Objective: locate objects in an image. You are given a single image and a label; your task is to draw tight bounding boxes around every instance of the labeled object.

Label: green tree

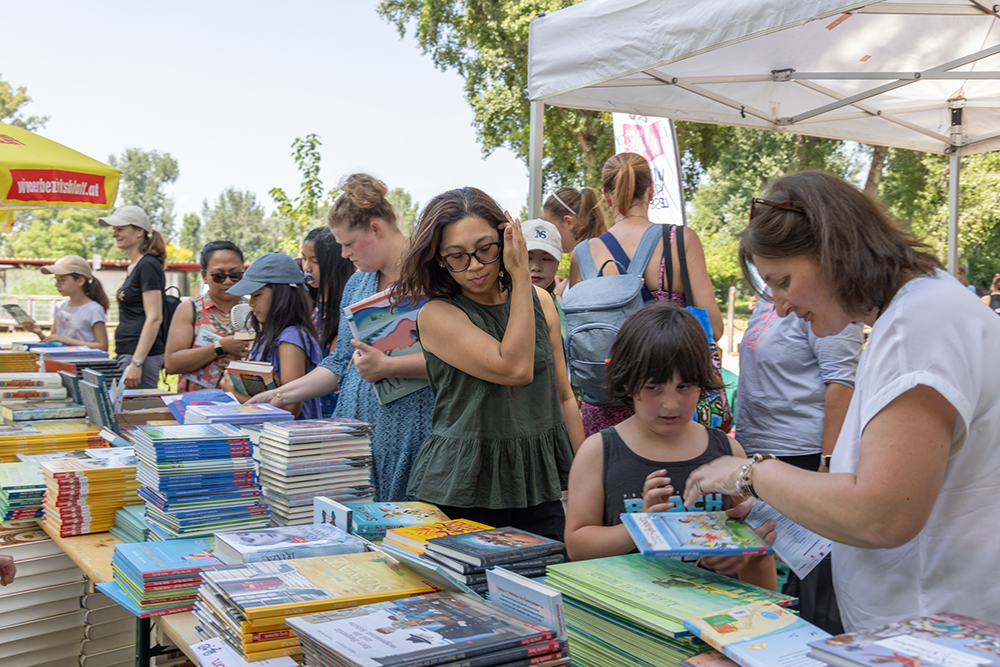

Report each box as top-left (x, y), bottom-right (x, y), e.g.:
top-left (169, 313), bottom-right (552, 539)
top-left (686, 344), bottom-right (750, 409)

top-left (269, 134), bottom-right (337, 253)
top-left (0, 74), bottom-right (48, 130)
top-left (200, 188), bottom-right (272, 261)
top-left (5, 209), bottom-right (112, 259)
top-left (108, 148), bottom-right (179, 237)
top-left (377, 1), bottom-right (613, 190)
top-left (179, 213), bottom-right (201, 256)
top-left (386, 187), bottom-right (419, 232)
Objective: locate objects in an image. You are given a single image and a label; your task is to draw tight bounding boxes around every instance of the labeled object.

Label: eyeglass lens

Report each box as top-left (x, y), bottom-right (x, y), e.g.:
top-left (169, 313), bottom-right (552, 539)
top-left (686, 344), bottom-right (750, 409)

top-left (442, 242), bottom-right (501, 272)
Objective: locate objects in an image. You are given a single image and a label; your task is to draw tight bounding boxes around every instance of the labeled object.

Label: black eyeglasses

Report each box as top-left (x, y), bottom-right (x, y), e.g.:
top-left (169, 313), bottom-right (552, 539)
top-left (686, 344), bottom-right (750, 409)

top-left (750, 197), bottom-right (806, 219)
top-left (439, 241), bottom-right (502, 273)
top-left (208, 271), bottom-right (245, 284)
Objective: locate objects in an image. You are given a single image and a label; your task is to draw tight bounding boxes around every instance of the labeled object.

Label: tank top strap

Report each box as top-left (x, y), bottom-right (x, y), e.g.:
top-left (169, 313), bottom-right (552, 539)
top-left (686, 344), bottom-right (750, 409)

top-left (704, 427), bottom-right (734, 458)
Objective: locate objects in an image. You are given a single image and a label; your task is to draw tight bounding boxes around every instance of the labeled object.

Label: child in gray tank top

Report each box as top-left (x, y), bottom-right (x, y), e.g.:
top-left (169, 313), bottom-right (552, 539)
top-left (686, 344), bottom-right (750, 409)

top-left (564, 303), bottom-right (776, 589)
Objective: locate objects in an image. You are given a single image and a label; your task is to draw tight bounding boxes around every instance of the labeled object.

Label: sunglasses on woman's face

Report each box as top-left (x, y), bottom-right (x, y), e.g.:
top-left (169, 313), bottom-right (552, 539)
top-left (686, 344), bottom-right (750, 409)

top-left (208, 271), bottom-right (245, 284)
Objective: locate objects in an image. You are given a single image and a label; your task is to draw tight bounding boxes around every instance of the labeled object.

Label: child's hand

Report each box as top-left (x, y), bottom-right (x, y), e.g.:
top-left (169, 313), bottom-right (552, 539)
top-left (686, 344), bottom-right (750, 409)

top-left (501, 211), bottom-right (529, 283)
top-left (641, 469), bottom-right (675, 513)
top-left (43, 334), bottom-right (68, 344)
top-left (700, 554), bottom-right (752, 577)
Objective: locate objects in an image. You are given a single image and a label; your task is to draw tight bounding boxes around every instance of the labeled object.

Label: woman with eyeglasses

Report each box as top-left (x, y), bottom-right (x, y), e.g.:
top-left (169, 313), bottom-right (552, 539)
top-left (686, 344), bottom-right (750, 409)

top-left (164, 241), bottom-right (251, 391)
top-left (391, 187), bottom-right (583, 540)
top-left (685, 171), bottom-right (1000, 630)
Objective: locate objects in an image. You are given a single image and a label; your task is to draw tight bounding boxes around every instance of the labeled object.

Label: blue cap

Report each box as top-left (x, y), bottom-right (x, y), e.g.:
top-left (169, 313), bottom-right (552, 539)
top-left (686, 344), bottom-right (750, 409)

top-left (226, 253), bottom-right (308, 297)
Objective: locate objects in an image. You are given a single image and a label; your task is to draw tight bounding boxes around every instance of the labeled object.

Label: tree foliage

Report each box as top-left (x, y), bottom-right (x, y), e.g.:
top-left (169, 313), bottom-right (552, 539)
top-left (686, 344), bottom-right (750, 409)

top-left (0, 74), bottom-right (48, 131)
top-left (179, 213), bottom-right (201, 256)
top-left (377, 0), bottom-right (613, 190)
top-left (108, 148), bottom-right (179, 237)
top-left (269, 134), bottom-right (337, 253)
top-left (6, 209), bottom-right (112, 259)
top-left (200, 188), bottom-right (272, 261)
top-left (386, 187), bottom-right (419, 232)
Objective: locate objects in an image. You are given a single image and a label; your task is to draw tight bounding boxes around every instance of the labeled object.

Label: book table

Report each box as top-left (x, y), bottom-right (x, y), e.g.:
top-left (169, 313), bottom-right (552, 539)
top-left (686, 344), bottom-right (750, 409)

top-left (38, 523), bottom-right (203, 666)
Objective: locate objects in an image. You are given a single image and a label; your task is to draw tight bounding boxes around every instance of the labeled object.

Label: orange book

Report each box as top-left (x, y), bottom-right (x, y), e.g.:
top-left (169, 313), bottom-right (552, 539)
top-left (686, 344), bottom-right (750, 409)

top-left (382, 519), bottom-right (492, 554)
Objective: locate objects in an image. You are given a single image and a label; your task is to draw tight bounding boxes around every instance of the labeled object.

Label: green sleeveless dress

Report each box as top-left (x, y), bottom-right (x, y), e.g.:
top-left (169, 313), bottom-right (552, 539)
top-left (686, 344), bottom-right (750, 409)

top-left (406, 290), bottom-right (575, 509)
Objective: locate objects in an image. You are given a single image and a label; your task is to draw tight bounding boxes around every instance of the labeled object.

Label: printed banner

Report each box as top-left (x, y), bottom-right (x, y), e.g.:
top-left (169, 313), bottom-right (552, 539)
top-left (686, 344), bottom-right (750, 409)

top-left (5, 168), bottom-right (108, 206)
top-left (613, 113), bottom-right (685, 226)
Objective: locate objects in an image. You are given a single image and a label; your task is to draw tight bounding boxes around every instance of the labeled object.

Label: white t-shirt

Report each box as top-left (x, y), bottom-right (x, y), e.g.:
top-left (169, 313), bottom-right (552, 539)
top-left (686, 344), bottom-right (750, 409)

top-left (831, 269), bottom-right (1000, 631)
top-left (53, 300), bottom-right (106, 343)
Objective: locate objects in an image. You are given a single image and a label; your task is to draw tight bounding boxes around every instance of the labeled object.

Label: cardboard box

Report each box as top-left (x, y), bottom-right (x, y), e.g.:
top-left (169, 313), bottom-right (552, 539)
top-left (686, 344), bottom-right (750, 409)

top-left (116, 396), bottom-right (175, 428)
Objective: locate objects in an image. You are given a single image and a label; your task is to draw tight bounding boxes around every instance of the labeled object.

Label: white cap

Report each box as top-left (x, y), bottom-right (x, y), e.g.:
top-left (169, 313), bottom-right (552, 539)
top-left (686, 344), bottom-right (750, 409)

top-left (98, 206), bottom-right (151, 232)
top-left (521, 219), bottom-right (563, 261)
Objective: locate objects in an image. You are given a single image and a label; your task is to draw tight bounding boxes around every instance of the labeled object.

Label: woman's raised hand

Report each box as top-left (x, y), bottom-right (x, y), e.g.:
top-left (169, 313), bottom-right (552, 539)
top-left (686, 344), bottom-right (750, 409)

top-left (502, 211), bottom-right (529, 283)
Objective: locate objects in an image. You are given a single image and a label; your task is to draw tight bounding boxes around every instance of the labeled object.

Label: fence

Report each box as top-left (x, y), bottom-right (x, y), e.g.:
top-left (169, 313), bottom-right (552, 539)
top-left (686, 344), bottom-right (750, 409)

top-left (0, 294), bottom-right (120, 330)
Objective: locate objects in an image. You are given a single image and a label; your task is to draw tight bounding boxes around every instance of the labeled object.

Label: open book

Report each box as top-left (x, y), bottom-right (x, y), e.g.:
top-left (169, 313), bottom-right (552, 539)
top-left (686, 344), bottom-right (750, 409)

top-left (226, 360), bottom-right (277, 397)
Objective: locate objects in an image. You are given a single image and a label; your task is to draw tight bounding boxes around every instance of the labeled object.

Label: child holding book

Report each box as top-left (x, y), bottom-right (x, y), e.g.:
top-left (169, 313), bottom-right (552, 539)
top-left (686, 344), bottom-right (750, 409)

top-left (392, 187), bottom-right (584, 541)
top-left (29, 255), bottom-right (109, 350)
top-left (564, 303), bottom-right (775, 587)
top-left (223, 253), bottom-right (323, 420)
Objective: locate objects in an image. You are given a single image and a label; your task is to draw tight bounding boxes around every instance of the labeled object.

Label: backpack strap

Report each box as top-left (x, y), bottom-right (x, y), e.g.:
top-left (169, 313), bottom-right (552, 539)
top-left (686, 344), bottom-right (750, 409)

top-left (676, 224), bottom-right (695, 301)
top-left (574, 238), bottom-right (601, 281)
top-left (662, 224), bottom-right (675, 294)
top-left (597, 228), bottom-right (658, 301)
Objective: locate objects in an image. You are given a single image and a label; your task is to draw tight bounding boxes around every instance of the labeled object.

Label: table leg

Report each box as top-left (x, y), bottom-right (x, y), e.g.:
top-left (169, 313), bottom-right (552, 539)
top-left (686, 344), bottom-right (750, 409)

top-left (136, 616), bottom-right (151, 667)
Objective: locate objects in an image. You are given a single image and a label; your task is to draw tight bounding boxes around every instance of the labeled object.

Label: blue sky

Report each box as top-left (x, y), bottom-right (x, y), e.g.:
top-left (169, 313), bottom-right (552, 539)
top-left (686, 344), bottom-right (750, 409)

top-left (1, 1), bottom-right (530, 223)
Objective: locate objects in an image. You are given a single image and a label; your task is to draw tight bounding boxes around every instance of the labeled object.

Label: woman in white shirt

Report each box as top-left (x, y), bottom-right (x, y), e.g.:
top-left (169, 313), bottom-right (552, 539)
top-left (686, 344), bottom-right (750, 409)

top-left (686, 170), bottom-right (1000, 631)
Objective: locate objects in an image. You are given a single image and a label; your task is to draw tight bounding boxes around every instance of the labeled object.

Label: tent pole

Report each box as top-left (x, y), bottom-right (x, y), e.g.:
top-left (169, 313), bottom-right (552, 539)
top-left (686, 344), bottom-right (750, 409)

top-left (948, 151), bottom-right (960, 276)
top-left (528, 101), bottom-right (544, 219)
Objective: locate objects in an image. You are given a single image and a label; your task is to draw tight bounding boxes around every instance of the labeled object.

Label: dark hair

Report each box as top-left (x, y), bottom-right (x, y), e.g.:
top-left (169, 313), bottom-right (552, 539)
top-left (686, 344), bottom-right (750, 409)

top-left (606, 303), bottom-right (722, 408)
top-left (328, 173), bottom-right (397, 232)
top-left (140, 229), bottom-right (168, 268)
top-left (602, 152), bottom-right (653, 219)
top-left (250, 283), bottom-right (317, 364)
top-left (74, 274), bottom-right (109, 313)
top-left (200, 240), bottom-right (244, 270)
top-left (392, 187), bottom-right (510, 307)
top-left (543, 186), bottom-right (607, 243)
top-left (738, 171), bottom-right (941, 318)
top-left (303, 227), bottom-right (353, 349)
top-left (992, 276), bottom-right (1000, 292)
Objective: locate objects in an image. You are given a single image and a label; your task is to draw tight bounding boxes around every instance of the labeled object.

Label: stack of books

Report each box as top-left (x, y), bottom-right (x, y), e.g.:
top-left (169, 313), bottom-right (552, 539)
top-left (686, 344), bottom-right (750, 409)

top-left (132, 424), bottom-right (270, 540)
top-left (289, 591), bottom-right (569, 667)
top-left (0, 522), bottom-right (87, 667)
top-left (185, 403), bottom-right (294, 425)
top-left (0, 462), bottom-right (46, 521)
top-left (0, 349), bottom-right (40, 373)
top-left (0, 419), bottom-right (104, 463)
top-left (79, 591), bottom-right (137, 667)
top-left (313, 498), bottom-right (450, 542)
top-left (255, 419), bottom-right (375, 525)
top-left (193, 551), bottom-right (441, 662)
top-left (420, 526), bottom-right (567, 595)
top-left (97, 537), bottom-right (226, 619)
top-left (545, 554), bottom-right (796, 667)
top-left (37, 347), bottom-right (124, 385)
top-left (110, 504), bottom-right (147, 544)
top-left (40, 455), bottom-right (141, 537)
top-left (383, 518), bottom-right (493, 554)
top-left (212, 524), bottom-right (366, 564)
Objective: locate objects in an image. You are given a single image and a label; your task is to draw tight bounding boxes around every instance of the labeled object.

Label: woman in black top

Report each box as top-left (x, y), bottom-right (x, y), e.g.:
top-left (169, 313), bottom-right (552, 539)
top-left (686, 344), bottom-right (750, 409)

top-left (99, 206), bottom-right (167, 389)
top-left (981, 276), bottom-right (1000, 315)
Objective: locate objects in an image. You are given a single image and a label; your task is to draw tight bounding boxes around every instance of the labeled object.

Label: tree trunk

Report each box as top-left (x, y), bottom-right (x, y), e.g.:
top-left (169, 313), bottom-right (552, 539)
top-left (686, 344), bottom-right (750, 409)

top-left (865, 145), bottom-right (889, 197)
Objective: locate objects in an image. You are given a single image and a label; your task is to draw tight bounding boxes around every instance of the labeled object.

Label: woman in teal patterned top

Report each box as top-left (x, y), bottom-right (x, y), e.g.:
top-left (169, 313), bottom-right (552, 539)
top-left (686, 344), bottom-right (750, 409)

top-left (249, 174), bottom-right (433, 502)
top-left (393, 188), bottom-right (583, 541)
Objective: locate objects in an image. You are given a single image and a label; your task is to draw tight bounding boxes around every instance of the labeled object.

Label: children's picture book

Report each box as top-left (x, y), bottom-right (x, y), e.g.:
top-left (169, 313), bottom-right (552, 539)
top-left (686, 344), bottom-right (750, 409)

top-left (225, 361), bottom-right (277, 397)
top-left (680, 650), bottom-right (740, 667)
top-left (383, 519), bottom-right (494, 554)
top-left (161, 388), bottom-right (239, 423)
top-left (343, 289), bottom-right (429, 405)
top-left (425, 526), bottom-right (565, 567)
top-left (185, 403), bottom-right (294, 425)
top-left (213, 524), bottom-right (366, 564)
top-left (188, 636), bottom-right (298, 667)
top-left (621, 511), bottom-right (772, 558)
top-left (1, 400), bottom-right (87, 422)
top-left (808, 612), bottom-right (1000, 667)
top-left (312, 498), bottom-right (450, 540)
top-left (201, 551), bottom-right (441, 621)
top-left (0, 373), bottom-right (61, 388)
top-left (745, 501), bottom-right (831, 580)
top-left (684, 601), bottom-right (831, 667)
top-left (3, 304), bottom-right (35, 327)
top-left (114, 537), bottom-right (225, 578)
top-left (0, 387), bottom-right (68, 401)
top-left (374, 542), bottom-right (481, 597)
top-left (487, 567), bottom-right (566, 640)
top-left (286, 591), bottom-right (554, 667)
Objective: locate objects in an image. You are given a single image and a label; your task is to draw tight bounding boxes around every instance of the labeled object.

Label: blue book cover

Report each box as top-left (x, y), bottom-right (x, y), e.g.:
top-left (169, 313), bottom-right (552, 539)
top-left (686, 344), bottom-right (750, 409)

top-left (115, 537), bottom-right (224, 577)
top-left (138, 486), bottom-right (262, 509)
top-left (621, 511), bottom-right (772, 558)
top-left (151, 501), bottom-right (268, 521)
top-left (95, 581), bottom-right (195, 618)
top-left (685, 602), bottom-right (831, 667)
top-left (807, 612), bottom-right (1000, 667)
top-left (134, 422), bottom-right (248, 443)
top-left (160, 388), bottom-right (239, 423)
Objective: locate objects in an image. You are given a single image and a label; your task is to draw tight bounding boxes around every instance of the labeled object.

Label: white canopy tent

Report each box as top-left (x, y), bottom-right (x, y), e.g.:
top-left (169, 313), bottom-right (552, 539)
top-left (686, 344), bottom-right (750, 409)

top-left (527, 0), bottom-right (1000, 271)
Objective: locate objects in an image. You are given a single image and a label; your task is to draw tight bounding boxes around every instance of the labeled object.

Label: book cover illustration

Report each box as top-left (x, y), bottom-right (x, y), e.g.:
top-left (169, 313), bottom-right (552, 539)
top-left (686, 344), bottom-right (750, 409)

top-left (202, 551), bottom-right (441, 620)
top-left (684, 601), bottom-right (830, 667)
top-left (114, 537), bottom-right (224, 577)
top-left (426, 527), bottom-right (564, 566)
top-left (385, 519), bottom-right (494, 553)
top-left (2, 304), bottom-right (36, 327)
top-left (621, 511), bottom-right (772, 558)
top-left (344, 289), bottom-right (429, 405)
top-left (808, 612), bottom-right (1000, 667)
top-left (161, 388), bottom-right (239, 423)
top-left (214, 524), bottom-right (366, 564)
top-left (226, 361), bottom-right (277, 397)
top-left (2, 401), bottom-right (87, 421)
top-left (313, 498), bottom-right (449, 537)
top-left (135, 423), bottom-right (248, 443)
top-left (286, 591), bottom-right (552, 667)
top-left (0, 373), bottom-right (62, 388)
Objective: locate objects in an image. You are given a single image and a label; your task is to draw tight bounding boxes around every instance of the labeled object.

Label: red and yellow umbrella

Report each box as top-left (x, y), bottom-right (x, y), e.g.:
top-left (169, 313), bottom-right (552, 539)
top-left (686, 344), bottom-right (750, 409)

top-left (0, 121), bottom-right (120, 231)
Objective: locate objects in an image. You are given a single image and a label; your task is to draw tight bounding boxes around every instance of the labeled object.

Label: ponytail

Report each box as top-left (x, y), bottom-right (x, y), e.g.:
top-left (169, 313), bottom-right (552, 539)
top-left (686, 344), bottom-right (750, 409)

top-left (601, 152), bottom-right (652, 219)
top-left (83, 276), bottom-right (110, 313)
top-left (543, 186), bottom-right (607, 244)
top-left (141, 230), bottom-right (167, 267)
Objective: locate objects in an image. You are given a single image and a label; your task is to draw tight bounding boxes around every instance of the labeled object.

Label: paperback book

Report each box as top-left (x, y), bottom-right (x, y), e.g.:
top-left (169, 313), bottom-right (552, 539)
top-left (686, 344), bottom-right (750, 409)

top-left (312, 498), bottom-right (449, 541)
top-left (213, 524), bottom-right (366, 564)
top-left (186, 403), bottom-right (294, 425)
top-left (383, 519), bottom-right (494, 554)
top-left (1, 400), bottom-right (87, 421)
top-left (226, 361), bottom-right (277, 397)
top-left (621, 511), bottom-right (772, 558)
top-left (425, 526), bottom-right (565, 567)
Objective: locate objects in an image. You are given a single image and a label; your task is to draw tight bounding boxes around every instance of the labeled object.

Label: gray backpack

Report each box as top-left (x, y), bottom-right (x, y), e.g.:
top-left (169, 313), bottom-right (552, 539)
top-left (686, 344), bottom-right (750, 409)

top-left (561, 225), bottom-right (660, 406)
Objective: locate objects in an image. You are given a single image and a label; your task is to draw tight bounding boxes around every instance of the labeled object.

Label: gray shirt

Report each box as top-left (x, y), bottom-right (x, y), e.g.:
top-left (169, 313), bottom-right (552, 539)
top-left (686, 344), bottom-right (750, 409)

top-left (735, 299), bottom-right (863, 457)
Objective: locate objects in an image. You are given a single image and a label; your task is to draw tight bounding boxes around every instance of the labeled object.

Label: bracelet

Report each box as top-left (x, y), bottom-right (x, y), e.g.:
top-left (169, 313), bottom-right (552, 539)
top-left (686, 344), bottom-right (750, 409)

top-left (735, 454), bottom-right (777, 499)
top-left (274, 391), bottom-right (282, 404)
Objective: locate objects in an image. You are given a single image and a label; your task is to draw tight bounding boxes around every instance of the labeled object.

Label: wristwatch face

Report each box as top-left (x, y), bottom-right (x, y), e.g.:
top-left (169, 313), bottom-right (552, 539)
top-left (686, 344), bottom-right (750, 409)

top-left (132, 359), bottom-right (142, 367)
top-left (214, 342), bottom-right (225, 356)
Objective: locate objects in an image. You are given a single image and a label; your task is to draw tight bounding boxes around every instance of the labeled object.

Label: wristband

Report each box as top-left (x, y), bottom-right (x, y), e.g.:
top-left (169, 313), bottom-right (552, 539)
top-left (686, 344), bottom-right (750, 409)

top-left (214, 341), bottom-right (225, 357)
top-left (820, 454), bottom-right (832, 468)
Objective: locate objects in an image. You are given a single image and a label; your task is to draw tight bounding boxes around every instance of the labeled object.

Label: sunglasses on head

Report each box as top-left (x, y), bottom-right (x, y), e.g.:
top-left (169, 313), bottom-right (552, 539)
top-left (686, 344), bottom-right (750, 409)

top-left (749, 197), bottom-right (806, 220)
top-left (207, 271), bottom-right (245, 284)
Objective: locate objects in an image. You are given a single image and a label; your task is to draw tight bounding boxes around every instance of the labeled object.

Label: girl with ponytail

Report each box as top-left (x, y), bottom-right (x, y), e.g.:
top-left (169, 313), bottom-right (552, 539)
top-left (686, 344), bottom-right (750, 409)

top-left (30, 255), bottom-right (109, 351)
top-left (543, 186), bottom-right (607, 253)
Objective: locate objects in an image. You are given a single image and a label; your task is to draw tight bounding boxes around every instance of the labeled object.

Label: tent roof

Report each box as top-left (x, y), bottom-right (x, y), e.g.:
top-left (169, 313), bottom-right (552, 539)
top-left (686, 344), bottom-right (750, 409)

top-left (528, 0), bottom-right (1000, 156)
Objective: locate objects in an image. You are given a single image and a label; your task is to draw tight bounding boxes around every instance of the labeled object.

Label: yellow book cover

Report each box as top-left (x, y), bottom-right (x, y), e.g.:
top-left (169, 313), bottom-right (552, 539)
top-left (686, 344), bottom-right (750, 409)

top-left (384, 519), bottom-right (493, 553)
top-left (203, 551), bottom-right (441, 621)
top-left (241, 636), bottom-right (300, 653)
top-left (241, 645), bottom-right (302, 662)
top-left (39, 459), bottom-right (137, 478)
